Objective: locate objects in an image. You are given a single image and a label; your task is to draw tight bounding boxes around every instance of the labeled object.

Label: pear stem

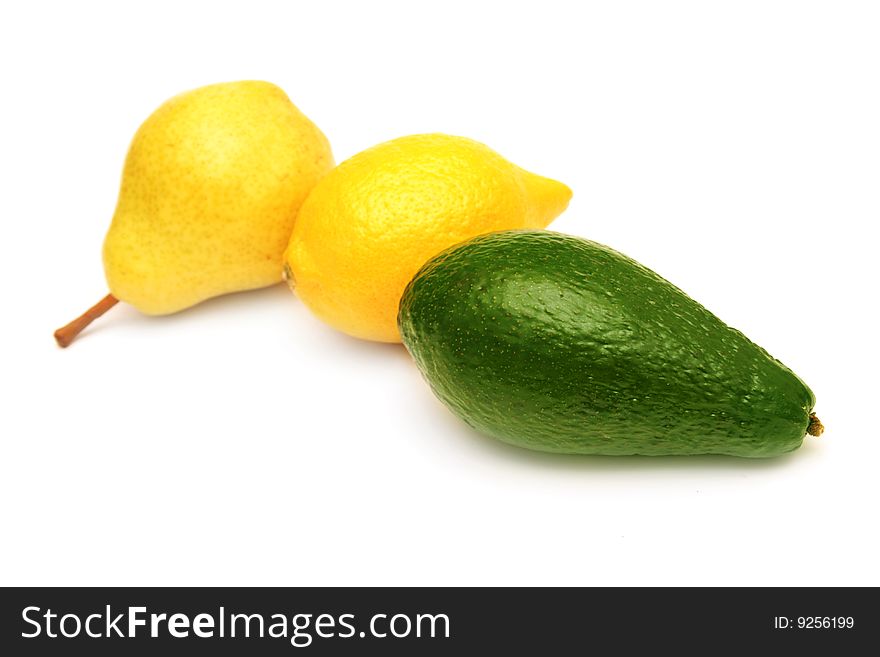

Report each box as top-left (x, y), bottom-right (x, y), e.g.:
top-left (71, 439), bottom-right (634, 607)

top-left (54, 294), bottom-right (118, 348)
top-left (807, 413), bottom-right (824, 437)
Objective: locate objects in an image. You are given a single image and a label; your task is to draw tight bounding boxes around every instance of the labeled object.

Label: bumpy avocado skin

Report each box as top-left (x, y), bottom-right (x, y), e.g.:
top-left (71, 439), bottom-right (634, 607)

top-left (398, 230), bottom-right (816, 457)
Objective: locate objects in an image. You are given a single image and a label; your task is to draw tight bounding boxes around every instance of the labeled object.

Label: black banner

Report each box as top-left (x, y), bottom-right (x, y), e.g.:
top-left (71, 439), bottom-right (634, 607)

top-left (1, 587), bottom-right (874, 653)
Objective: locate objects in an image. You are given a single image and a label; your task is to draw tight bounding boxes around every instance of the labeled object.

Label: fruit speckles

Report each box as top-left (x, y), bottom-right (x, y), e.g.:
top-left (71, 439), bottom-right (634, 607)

top-left (104, 81), bottom-right (334, 316)
top-left (55, 80), bottom-right (333, 347)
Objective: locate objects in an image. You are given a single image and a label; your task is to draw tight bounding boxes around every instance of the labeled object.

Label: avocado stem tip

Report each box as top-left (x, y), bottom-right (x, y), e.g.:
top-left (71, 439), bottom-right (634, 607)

top-left (54, 293), bottom-right (118, 348)
top-left (807, 413), bottom-right (824, 437)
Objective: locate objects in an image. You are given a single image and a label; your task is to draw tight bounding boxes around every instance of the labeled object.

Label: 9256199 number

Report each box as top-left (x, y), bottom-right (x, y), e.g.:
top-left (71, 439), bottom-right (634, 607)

top-left (798, 617), bottom-right (854, 629)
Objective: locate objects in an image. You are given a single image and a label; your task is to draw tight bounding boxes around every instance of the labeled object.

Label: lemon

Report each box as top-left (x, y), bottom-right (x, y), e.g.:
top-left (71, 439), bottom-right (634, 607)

top-left (284, 133), bottom-right (572, 342)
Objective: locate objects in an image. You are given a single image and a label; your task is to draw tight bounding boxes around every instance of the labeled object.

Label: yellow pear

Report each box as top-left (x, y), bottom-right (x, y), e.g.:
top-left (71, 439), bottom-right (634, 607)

top-left (55, 80), bottom-right (333, 347)
top-left (284, 133), bottom-right (572, 342)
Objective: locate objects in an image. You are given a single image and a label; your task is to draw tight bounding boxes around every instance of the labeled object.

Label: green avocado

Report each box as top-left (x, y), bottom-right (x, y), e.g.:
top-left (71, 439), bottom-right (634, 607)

top-left (398, 230), bottom-right (821, 457)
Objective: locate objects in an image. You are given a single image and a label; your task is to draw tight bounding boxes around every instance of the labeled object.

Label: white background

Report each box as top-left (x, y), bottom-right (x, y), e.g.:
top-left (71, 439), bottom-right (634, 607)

top-left (1, 1), bottom-right (878, 586)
